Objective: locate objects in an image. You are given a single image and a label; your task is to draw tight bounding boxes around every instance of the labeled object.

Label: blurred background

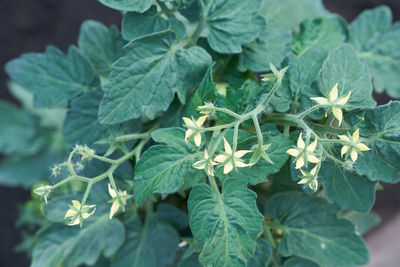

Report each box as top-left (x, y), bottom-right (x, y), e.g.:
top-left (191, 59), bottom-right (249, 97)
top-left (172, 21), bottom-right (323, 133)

top-left (0, 0), bottom-right (399, 266)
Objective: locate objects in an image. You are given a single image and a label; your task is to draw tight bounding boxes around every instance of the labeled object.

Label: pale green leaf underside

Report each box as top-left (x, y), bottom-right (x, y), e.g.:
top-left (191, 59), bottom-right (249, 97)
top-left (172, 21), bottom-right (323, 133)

top-left (265, 192), bottom-right (369, 266)
top-left (5, 46), bottom-right (99, 108)
top-left (202, 0), bottom-right (266, 54)
top-left (78, 20), bottom-right (125, 77)
top-left (349, 6), bottom-right (400, 97)
top-left (98, 31), bottom-right (211, 124)
top-left (188, 179), bottom-right (264, 267)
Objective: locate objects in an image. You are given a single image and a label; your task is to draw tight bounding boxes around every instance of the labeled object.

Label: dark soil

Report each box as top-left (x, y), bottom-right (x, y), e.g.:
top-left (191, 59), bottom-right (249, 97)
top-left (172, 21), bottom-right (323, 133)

top-left (0, 1), bottom-right (399, 266)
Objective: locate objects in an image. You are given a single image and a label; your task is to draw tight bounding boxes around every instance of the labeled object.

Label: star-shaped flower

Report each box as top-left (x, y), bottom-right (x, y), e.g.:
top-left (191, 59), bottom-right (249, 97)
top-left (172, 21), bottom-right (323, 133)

top-left (65, 200), bottom-right (96, 226)
top-left (311, 83), bottom-right (351, 126)
top-left (287, 133), bottom-right (320, 169)
top-left (192, 150), bottom-right (218, 176)
top-left (338, 129), bottom-right (370, 162)
top-left (214, 138), bottom-right (252, 174)
top-left (183, 116), bottom-right (207, 146)
top-left (108, 184), bottom-right (131, 219)
top-left (298, 165), bottom-right (319, 191)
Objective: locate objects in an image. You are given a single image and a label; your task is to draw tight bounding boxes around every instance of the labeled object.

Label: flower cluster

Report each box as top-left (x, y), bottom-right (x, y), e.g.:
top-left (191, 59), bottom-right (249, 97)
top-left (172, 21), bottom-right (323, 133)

top-left (287, 133), bottom-right (320, 190)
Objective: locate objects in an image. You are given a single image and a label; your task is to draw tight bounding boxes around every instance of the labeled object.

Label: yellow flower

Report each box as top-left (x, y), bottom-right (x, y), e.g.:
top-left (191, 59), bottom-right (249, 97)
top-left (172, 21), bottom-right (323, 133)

top-left (338, 129), bottom-right (370, 162)
top-left (108, 184), bottom-right (130, 219)
top-left (214, 138), bottom-right (252, 174)
top-left (183, 116), bottom-right (208, 146)
top-left (287, 133), bottom-right (320, 169)
top-left (299, 165), bottom-right (319, 191)
top-left (311, 83), bottom-right (351, 126)
top-left (65, 200), bottom-right (96, 226)
top-left (192, 150), bottom-right (218, 176)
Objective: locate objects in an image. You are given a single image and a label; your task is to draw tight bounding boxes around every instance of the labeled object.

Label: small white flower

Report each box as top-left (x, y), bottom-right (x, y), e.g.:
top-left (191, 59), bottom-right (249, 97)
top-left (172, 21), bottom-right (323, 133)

top-left (33, 185), bottom-right (52, 203)
top-left (214, 138), bottom-right (252, 174)
top-left (108, 184), bottom-right (130, 219)
top-left (183, 116), bottom-right (208, 147)
top-left (192, 150), bottom-right (218, 176)
top-left (338, 129), bottom-right (370, 162)
top-left (298, 165), bottom-right (319, 191)
top-left (65, 200), bottom-right (96, 226)
top-left (287, 133), bottom-right (320, 169)
top-left (197, 102), bottom-right (215, 116)
top-left (311, 83), bottom-right (351, 126)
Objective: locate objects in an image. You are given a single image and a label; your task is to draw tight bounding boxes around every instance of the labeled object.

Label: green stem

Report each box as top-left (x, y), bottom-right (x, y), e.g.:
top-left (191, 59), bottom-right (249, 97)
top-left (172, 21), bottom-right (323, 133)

top-left (115, 132), bottom-right (150, 142)
top-left (263, 222), bottom-right (283, 267)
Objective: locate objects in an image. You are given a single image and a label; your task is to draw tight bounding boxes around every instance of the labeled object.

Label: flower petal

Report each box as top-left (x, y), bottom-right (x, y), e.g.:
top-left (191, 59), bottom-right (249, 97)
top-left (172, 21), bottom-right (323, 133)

top-left (184, 129), bottom-right (193, 143)
top-left (352, 129), bottom-right (359, 142)
top-left (72, 200), bottom-right (81, 209)
top-left (337, 92), bottom-right (351, 105)
top-left (332, 107), bottom-right (343, 126)
top-left (351, 148), bottom-right (358, 162)
top-left (295, 155), bottom-right (305, 169)
top-left (235, 160), bottom-right (251, 168)
top-left (338, 135), bottom-right (349, 141)
top-left (310, 97), bottom-right (329, 105)
top-left (341, 145), bottom-right (350, 157)
top-left (110, 201), bottom-right (120, 219)
top-left (223, 161), bottom-right (233, 174)
top-left (68, 217), bottom-right (80, 226)
top-left (307, 139), bottom-right (318, 152)
top-left (307, 154), bottom-right (320, 164)
top-left (194, 133), bottom-right (202, 147)
top-left (357, 143), bottom-right (370, 151)
top-left (65, 209), bottom-right (76, 218)
top-left (287, 148), bottom-right (300, 157)
top-left (297, 133), bottom-right (305, 149)
top-left (196, 116), bottom-right (208, 126)
top-left (192, 160), bottom-right (206, 170)
top-left (223, 138), bottom-right (232, 154)
top-left (108, 183), bottom-right (117, 198)
top-left (182, 117), bottom-right (194, 127)
top-left (214, 154), bottom-right (227, 163)
top-left (234, 150), bottom-right (251, 158)
top-left (330, 83), bottom-right (338, 101)
top-left (298, 178), bottom-right (309, 184)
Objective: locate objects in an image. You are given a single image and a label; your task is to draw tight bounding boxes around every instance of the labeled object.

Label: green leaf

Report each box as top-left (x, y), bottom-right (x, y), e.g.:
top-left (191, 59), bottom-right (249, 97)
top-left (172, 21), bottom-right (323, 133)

top-left (341, 211), bottom-right (380, 236)
top-left (78, 20), bottom-right (125, 77)
top-left (178, 247), bottom-right (202, 267)
top-left (31, 216), bottom-right (125, 267)
top-left (349, 6), bottom-right (400, 97)
top-left (5, 46), bottom-right (100, 108)
top-left (97, 0), bottom-right (152, 12)
top-left (238, 28), bottom-right (292, 72)
top-left (188, 179), bottom-right (264, 266)
top-left (122, 7), bottom-right (169, 41)
top-left (201, 0), bottom-right (266, 54)
top-left (247, 239), bottom-right (272, 267)
top-left (134, 128), bottom-right (202, 204)
top-left (63, 89), bottom-right (109, 147)
top-left (292, 17), bottom-right (347, 56)
top-left (319, 159), bottom-right (376, 212)
top-left (156, 203), bottom-right (189, 231)
top-left (284, 257), bottom-right (319, 267)
top-left (304, 44), bottom-right (376, 111)
top-left (98, 31), bottom-right (211, 124)
top-left (0, 101), bottom-right (36, 155)
top-left (264, 192), bottom-right (369, 266)
top-left (0, 149), bottom-right (65, 189)
top-left (352, 102), bottom-right (400, 183)
top-left (111, 214), bottom-right (180, 267)
top-left (239, 0), bottom-right (329, 72)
